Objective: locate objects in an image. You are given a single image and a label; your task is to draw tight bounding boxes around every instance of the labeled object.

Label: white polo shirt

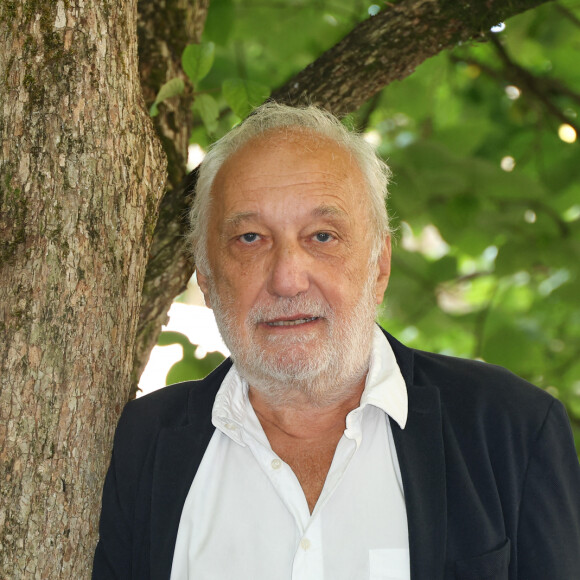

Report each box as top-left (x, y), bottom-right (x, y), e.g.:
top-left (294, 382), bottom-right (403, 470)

top-left (171, 326), bottom-right (409, 580)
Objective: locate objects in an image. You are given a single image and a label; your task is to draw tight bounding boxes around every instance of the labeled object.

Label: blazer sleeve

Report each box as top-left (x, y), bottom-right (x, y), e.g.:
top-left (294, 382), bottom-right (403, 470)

top-left (92, 445), bottom-right (132, 579)
top-left (516, 399), bottom-right (580, 577)
top-left (92, 401), bottom-right (157, 580)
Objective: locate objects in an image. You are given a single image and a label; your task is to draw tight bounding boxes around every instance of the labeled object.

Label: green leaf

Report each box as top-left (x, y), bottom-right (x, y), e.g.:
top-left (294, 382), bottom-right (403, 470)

top-left (166, 350), bottom-right (225, 384)
top-left (222, 78), bottom-right (270, 119)
top-left (157, 330), bottom-right (191, 348)
top-left (192, 93), bottom-right (220, 134)
top-left (149, 78), bottom-right (185, 117)
top-left (182, 42), bottom-right (216, 85)
top-left (157, 331), bottom-right (225, 383)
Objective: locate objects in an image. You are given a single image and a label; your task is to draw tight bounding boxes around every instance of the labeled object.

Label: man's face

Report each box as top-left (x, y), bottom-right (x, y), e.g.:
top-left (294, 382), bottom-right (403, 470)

top-left (197, 129), bottom-right (391, 404)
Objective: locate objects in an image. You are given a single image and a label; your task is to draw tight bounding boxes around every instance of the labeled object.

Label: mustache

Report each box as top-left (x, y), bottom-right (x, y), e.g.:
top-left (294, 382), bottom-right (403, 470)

top-left (248, 295), bottom-right (332, 324)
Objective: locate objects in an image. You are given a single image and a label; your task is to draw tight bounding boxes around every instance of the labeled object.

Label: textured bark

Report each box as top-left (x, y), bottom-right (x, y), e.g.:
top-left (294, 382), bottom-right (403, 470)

top-left (132, 0), bottom-right (549, 389)
top-left (0, 0), bottom-right (166, 577)
top-left (132, 0), bottom-right (209, 392)
top-left (271, 0), bottom-right (549, 113)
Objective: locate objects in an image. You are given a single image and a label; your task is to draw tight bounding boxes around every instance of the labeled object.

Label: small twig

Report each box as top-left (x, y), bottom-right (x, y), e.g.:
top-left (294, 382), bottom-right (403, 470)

top-left (472, 281), bottom-right (499, 360)
top-left (453, 270), bottom-right (495, 284)
top-left (540, 76), bottom-right (580, 107)
top-left (452, 50), bottom-right (580, 109)
top-left (392, 254), bottom-right (435, 292)
top-left (356, 92), bottom-right (383, 131)
top-left (528, 199), bottom-right (571, 238)
top-left (488, 33), bottom-right (580, 134)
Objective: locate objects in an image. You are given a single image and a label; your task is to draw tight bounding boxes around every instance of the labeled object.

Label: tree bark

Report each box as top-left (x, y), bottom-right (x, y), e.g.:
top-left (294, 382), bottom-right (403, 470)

top-left (132, 0), bottom-right (550, 385)
top-left (271, 0), bottom-right (549, 113)
top-left (132, 0), bottom-right (209, 392)
top-left (0, 1), bottom-right (165, 577)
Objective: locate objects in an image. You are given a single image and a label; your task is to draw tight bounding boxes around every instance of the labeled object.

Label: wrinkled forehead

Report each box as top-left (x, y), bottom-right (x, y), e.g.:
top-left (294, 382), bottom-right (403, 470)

top-left (210, 127), bottom-right (367, 202)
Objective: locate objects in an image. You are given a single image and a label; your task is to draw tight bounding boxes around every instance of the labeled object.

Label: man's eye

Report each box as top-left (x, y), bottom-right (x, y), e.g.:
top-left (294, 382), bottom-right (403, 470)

top-left (240, 232), bottom-right (260, 244)
top-left (314, 232), bottom-right (333, 242)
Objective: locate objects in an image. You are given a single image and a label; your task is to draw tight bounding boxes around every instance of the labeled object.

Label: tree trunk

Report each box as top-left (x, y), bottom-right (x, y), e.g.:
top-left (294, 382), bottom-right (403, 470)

top-left (0, 0), bottom-right (166, 577)
top-left (132, 0), bottom-right (549, 385)
top-left (132, 0), bottom-right (209, 392)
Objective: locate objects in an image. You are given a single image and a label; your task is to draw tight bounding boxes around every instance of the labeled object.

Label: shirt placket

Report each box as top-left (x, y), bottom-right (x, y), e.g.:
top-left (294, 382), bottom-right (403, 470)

top-left (291, 515), bottom-right (323, 580)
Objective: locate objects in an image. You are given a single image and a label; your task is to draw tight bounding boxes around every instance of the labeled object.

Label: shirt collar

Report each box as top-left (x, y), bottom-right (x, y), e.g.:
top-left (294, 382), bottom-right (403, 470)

top-left (212, 369), bottom-right (250, 446)
top-left (359, 325), bottom-right (408, 429)
top-left (212, 325), bottom-right (408, 444)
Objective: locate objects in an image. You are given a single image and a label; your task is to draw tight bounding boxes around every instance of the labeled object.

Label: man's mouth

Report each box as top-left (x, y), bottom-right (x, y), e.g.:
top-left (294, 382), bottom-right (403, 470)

top-left (266, 316), bottom-right (319, 327)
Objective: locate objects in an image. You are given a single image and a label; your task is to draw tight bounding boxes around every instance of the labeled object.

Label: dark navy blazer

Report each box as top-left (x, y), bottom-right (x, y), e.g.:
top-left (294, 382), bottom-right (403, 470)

top-left (93, 329), bottom-right (580, 579)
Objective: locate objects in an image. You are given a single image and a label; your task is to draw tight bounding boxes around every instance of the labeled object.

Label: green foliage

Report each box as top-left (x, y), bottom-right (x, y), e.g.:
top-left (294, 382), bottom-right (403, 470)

top-left (158, 1), bottom-right (580, 450)
top-left (222, 78), bottom-right (270, 118)
top-left (192, 94), bottom-right (220, 134)
top-left (150, 41), bottom-right (215, 118)
top-left (149, 78), bottom-right (184, 117)
top-left (370, 2), bottom-right (580, 448)
top-left (158, 331), bottom-right (225, 383)
top-left (184, 0), bottom-right (371, 131)
top-left (182, 42), bottom-right (215, 84)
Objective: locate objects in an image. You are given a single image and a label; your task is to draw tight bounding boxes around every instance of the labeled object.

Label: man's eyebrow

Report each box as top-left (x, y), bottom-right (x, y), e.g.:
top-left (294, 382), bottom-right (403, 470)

top-left (223, 211), bottom-right (258, 230)
top-left (311, 205), bottom-right (348, 220)
top-left (222, 206), bottom-right (347, 231)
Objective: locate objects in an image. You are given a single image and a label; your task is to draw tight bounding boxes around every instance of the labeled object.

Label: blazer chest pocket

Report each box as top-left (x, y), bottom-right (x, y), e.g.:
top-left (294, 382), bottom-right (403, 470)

top-left (454, 538), bottom-right (510, 580)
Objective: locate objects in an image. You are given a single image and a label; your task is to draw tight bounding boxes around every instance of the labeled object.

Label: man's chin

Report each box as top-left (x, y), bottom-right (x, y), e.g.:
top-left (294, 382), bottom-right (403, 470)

top-left (240, 350), bottom-right (328, 383)
top-left (240, 357), bottom-right (367, 408)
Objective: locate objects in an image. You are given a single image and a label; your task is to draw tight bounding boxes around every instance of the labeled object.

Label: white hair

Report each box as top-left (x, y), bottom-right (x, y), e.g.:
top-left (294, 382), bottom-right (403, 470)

top-left (188, 102), bottom-right (392, 273)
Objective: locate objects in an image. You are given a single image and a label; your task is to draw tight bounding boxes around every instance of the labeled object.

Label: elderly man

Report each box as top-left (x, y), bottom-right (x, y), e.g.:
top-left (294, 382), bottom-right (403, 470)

top-left (93, 103), bottom-right (580, 579)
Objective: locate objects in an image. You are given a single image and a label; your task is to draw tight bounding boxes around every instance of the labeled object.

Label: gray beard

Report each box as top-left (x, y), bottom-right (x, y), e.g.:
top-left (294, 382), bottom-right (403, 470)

top-left (207, 275), bottom-right (378, 408)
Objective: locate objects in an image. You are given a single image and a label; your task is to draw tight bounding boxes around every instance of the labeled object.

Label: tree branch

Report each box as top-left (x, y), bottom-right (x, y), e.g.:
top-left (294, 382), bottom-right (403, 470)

top-left (487, 33), bottom-right (580, 134)
top-left (355, 92), bottom-right (382, 132)
top-left (271, 0), bottom-right (549, 114)
top-left (132, 0), bottom-right (209, 393)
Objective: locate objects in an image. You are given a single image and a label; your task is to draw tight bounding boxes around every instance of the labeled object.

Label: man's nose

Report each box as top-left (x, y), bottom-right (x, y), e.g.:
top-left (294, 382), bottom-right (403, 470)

top-left (267, 243), bottom-right (310, 298)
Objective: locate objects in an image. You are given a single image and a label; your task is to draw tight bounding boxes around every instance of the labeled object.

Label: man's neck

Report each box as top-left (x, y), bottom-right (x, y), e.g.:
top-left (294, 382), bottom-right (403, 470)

top-left (248, 378), bottom-right (367, 513)
top-left (248, 377), bottom-right (366, 441)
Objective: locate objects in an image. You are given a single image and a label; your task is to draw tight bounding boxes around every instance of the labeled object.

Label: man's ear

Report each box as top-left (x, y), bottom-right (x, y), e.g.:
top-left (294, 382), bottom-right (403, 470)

top-left (196, 269), bottom-right (212, 309)
top-left (374, 236), bottom-right (392, 305)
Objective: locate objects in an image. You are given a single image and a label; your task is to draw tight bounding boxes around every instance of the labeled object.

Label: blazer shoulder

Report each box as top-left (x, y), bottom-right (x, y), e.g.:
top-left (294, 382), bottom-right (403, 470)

top-left (408, 348), bottom-right (577, 490)
top-left (115, 358), bottom-right (232, 446)
top-left (410, 347), bottom-right (557, 424)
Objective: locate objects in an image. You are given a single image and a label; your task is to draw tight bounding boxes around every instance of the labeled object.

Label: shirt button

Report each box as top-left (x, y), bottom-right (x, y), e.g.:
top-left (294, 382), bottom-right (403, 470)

top-left (300, 538), bottom-right (311, 551)
top-left (271, 458), bottom-right (282, 470)
top-left (225, 423), bottom-right (236, 430)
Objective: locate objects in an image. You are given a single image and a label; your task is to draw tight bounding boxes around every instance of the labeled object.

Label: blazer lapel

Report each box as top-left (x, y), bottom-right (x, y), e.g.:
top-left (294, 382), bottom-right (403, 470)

top-left (386, 331), bottom-right (447, 580)
top-left (149, 361), bottom-right (232, 580)
top-left (149, 422), bottom-right (213, 579)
